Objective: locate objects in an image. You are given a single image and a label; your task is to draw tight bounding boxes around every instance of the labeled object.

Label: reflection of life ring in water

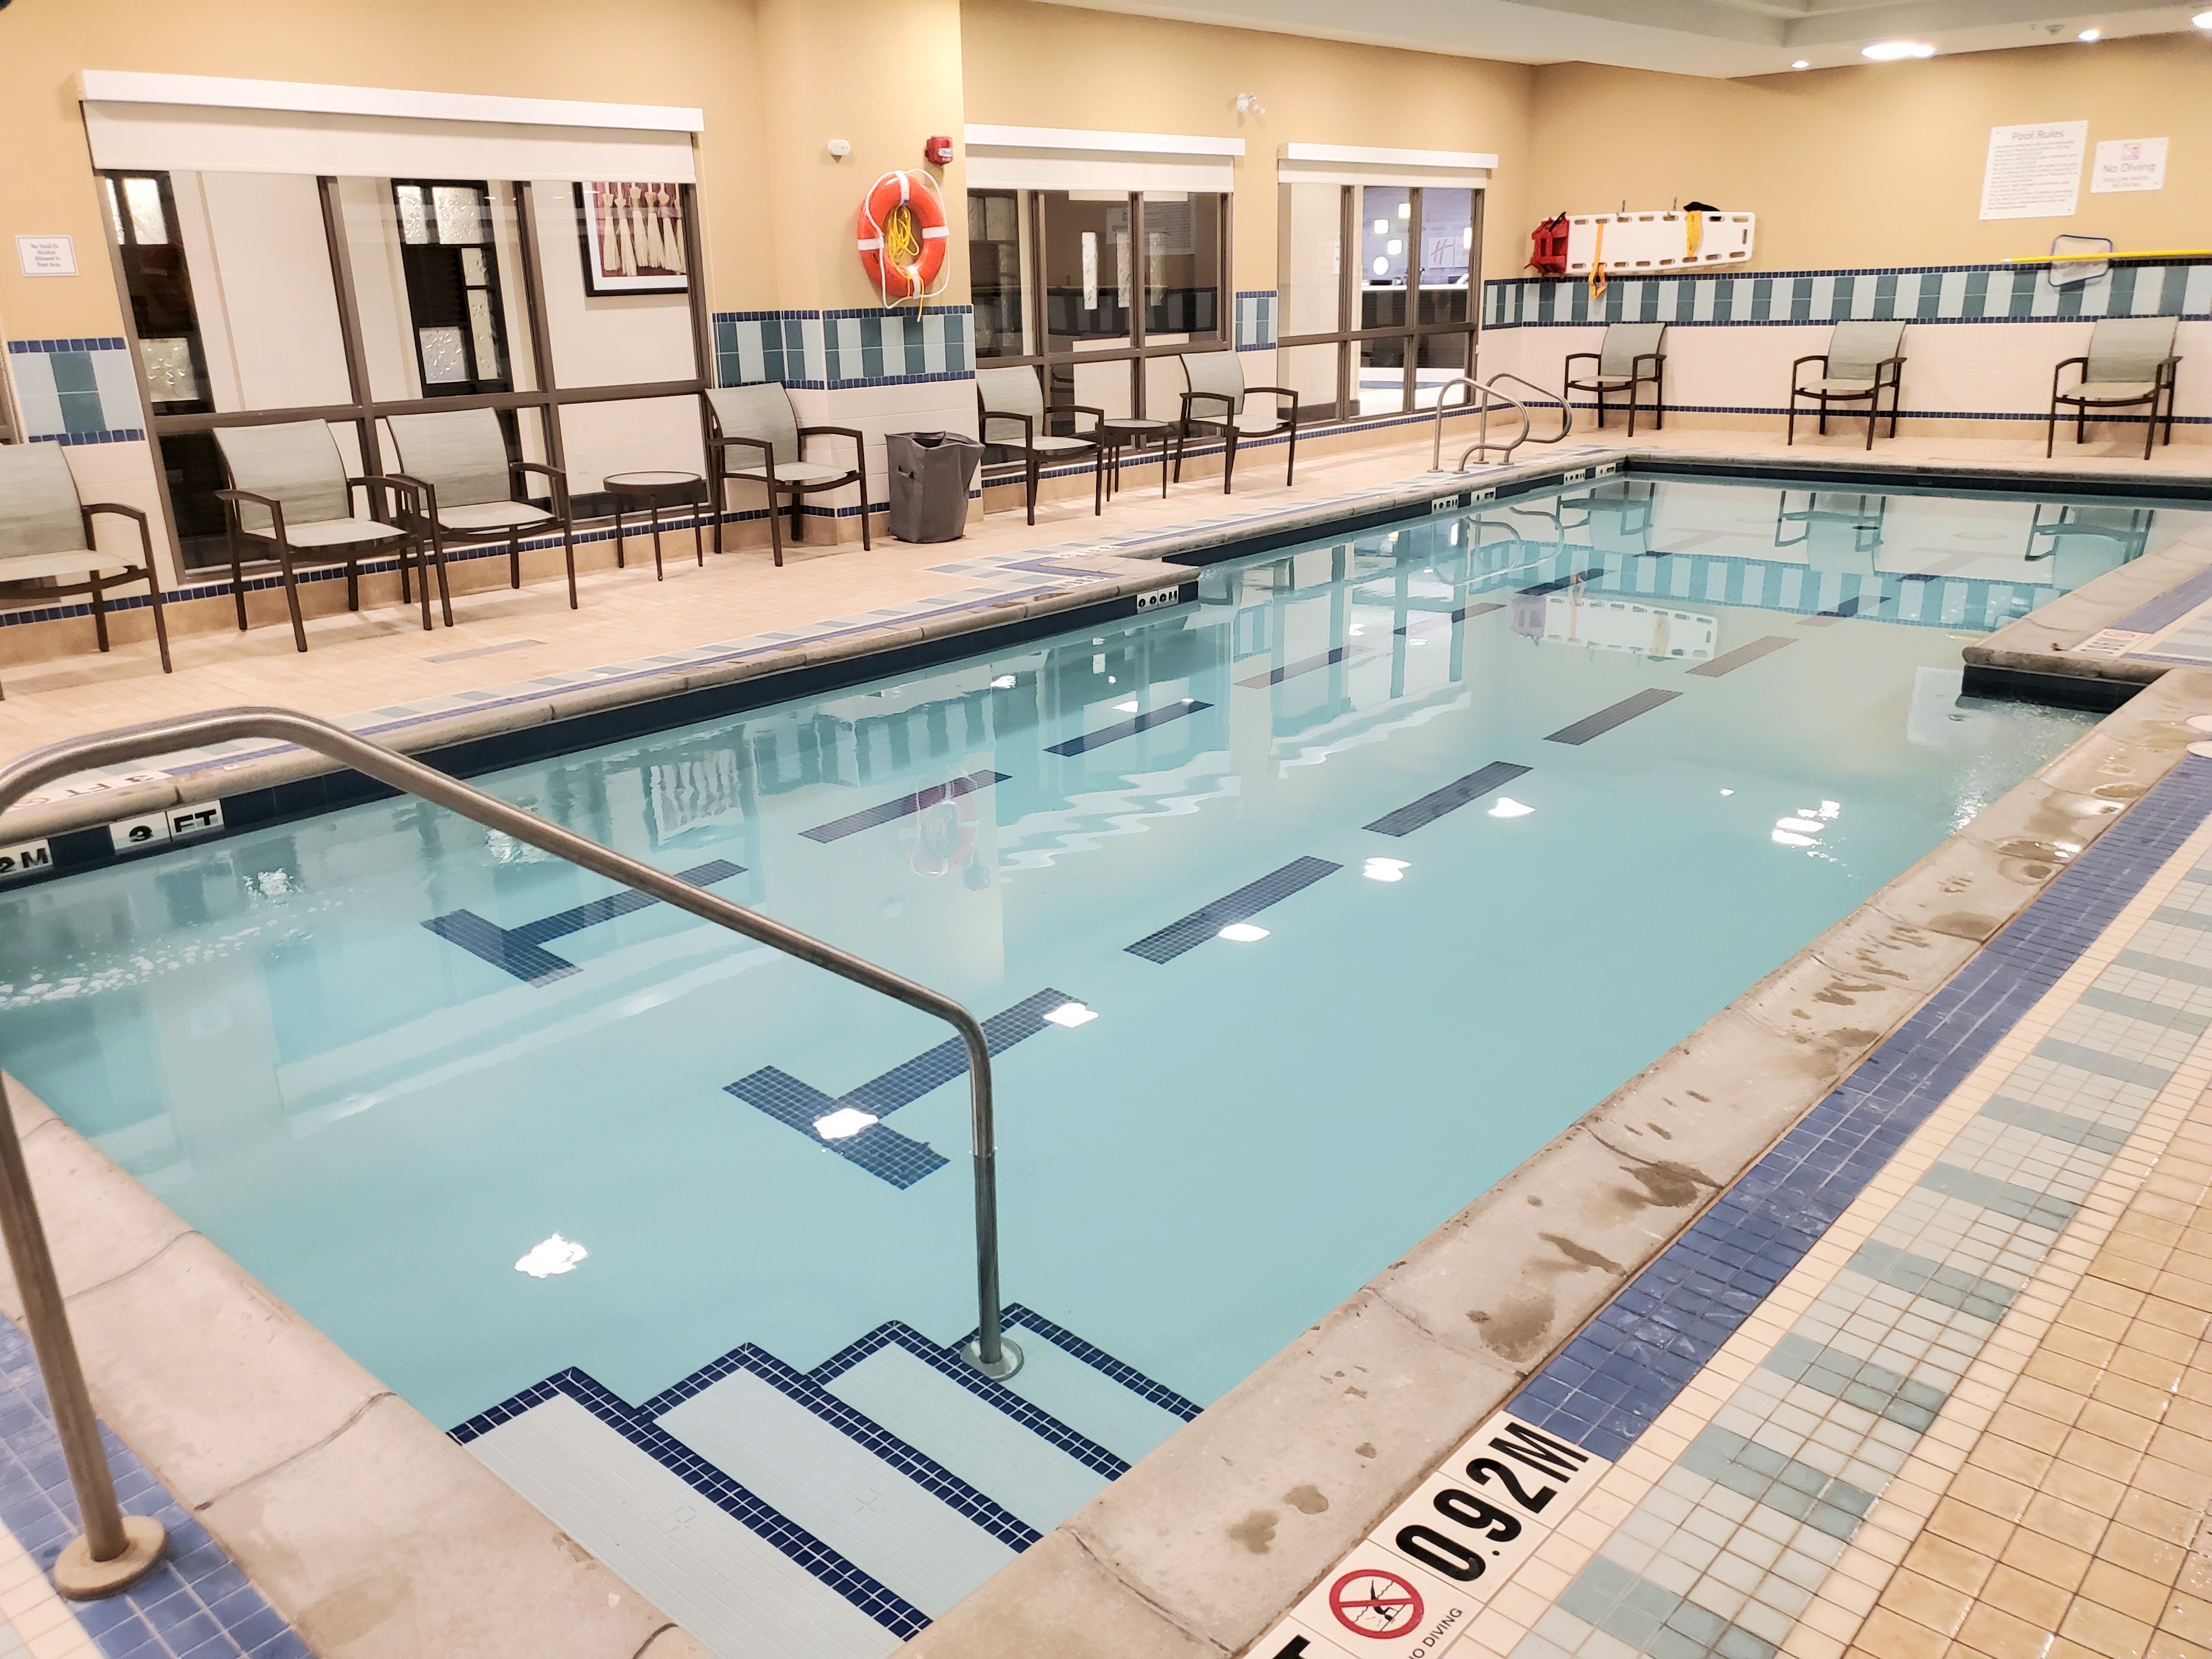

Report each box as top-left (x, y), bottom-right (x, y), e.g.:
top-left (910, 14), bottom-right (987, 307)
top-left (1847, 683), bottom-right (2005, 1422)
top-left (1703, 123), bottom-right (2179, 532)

top-left (905, 780), bottom-right (980, 879)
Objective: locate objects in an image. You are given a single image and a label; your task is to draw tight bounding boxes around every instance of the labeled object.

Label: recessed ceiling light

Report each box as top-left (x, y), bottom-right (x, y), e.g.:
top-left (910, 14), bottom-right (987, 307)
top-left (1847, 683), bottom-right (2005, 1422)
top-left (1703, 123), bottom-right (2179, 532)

top-left (1218, 922), bottom-right (1269, 943)
top-left (2077, 27), bottom-right (2100, 40)
top-left (2196, 9), bottom-right (2212, 26)
top-left (1791, 59), bottom-right (1810, 68)
top-left (1861, 39), bottom-right (1936, 58)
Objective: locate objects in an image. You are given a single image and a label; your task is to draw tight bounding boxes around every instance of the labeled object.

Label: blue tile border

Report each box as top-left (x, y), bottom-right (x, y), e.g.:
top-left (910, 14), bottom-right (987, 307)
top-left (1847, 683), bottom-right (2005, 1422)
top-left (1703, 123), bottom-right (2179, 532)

top-left (6, 338), bottom-right (130, 354)
top-left (0, 1308), bottom-right (309, 1659)
top-left (1508, 754), bottom-right (2212, 1461)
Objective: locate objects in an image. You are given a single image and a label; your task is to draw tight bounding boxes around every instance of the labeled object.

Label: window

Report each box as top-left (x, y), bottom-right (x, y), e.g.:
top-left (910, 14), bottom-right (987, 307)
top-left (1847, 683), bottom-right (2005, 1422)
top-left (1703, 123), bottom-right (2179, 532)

top-left (98, 170), bottom-right (709, 571)
top-left (391, 180), bottom-right (512, 396)
top-left (1277, 183), bottom-right (1483, 422)
top-left (966, 187), bottom-right (1229, 448)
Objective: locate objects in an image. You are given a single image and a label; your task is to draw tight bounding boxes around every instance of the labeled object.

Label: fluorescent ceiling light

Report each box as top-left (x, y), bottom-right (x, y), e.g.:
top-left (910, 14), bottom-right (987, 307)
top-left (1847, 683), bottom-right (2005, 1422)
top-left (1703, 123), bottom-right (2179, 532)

top-left (1218, 922), bottom-right (1269, 942)
top-left (2197, 9), bottom-right (2212, 25)
top-left (1861, 40), bottom-right (1936, 59)
top-left (1044, 1001), bottom-right (1098, 1027)
top-left (515, 1234), bottom-right (588, 1278)
top-left (814, 1107), bottom-right (879, 1141)
top-left (2077, 27), bottom-right (2100, 40)
top-left (1791, 59), bottom-right (1810, 68)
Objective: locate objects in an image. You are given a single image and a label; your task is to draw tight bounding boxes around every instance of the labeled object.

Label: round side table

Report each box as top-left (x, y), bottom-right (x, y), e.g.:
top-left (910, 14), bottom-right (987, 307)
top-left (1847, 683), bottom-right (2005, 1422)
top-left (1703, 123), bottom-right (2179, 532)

top-left (1101, 419), bottom-right (1173, 500)
top-left (605, 471), bottom-right (706, 581)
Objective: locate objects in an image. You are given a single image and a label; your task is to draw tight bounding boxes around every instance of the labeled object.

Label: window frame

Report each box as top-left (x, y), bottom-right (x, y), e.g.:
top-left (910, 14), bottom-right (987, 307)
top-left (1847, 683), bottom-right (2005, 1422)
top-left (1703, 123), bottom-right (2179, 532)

top-left (968, 187), bottom-right (1234, 432)
top-left (1275, 183), bottom-right (1485, 424)
top-left (99, 172), bottom-right (713, 573)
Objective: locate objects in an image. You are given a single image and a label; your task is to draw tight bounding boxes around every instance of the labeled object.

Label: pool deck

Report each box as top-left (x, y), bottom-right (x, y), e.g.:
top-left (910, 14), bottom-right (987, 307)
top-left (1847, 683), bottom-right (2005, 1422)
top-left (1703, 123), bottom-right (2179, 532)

top-left (0, 420), bottom-right (2210, 1658)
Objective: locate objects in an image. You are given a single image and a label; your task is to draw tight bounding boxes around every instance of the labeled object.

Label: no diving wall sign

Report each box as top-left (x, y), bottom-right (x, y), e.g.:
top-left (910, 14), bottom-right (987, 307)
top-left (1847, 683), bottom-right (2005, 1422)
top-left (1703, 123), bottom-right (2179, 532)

top-left (1250, 1412), bottom-right (1609, 1658)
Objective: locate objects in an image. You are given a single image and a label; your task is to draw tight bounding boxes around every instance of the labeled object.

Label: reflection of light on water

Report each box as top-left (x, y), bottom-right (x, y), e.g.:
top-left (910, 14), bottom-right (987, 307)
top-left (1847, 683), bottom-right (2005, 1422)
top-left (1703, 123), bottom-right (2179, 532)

top-left (1044, 1001), bottom-right (1098, 1027)
top-left (1774, 799), bottom-right (1841, 850)
top-left (1363, 857), bottom-right (1410, 882)
top-left (813, 1107), bottom-right (878, 1141)
top-left (515, 1234), bottom-right (588, 1278)
top-left (1489, 798), bottom-right (1534, 819)
top-left (1218, 923), bottom-right (1269, 942)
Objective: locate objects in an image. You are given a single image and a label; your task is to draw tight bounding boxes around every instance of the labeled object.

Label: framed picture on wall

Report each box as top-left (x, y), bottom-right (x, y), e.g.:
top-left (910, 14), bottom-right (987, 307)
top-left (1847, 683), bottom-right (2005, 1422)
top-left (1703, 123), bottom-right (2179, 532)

top-left (576, 182), bottom-right (689, 295)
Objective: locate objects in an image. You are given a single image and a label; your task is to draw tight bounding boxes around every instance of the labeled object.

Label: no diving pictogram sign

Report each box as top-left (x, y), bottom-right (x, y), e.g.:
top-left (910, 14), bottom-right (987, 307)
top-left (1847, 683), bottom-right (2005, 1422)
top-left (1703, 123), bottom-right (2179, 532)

top-left (1329, 1567), bottom-right (1423, 1639)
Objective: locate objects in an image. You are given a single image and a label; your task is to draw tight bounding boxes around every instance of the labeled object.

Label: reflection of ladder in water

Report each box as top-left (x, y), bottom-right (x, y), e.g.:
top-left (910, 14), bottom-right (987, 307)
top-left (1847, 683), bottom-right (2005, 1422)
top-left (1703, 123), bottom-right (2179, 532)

top-left (454, 1304), bottom-right (1199, 1656)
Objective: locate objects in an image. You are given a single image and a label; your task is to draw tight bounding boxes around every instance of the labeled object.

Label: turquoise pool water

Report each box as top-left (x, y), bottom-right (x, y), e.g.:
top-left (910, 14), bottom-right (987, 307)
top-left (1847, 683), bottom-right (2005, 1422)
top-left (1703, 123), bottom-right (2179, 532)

top-left (0, 472), bottom-right (2179, 1430)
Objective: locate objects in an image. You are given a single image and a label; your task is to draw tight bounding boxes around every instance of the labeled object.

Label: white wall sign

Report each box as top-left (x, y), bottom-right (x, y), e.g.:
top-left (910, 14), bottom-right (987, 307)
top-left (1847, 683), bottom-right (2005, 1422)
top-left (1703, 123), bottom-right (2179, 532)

top-left (2092, 137), bottom-right (2168, 194)
top-left (1979, 121), bottom-right (2087, 220)
top-left (14, 235), bottom-right (77, 276)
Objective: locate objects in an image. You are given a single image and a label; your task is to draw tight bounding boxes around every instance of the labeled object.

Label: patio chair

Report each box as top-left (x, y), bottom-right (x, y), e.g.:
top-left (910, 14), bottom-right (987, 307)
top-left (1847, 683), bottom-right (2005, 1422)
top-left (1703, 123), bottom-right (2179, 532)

top-left (1171, 352), bottom-right (1298, 494)
top-left (704, 385), bottom-right (869, 566)
top-left (1564, 323), bottom-right (1667, 434)
top-left (975, 366), bottom-right (1102, 524)
top-left (213, 421), bottom-right (428, 652)
top-left (2047, 317), bottom-right (2181, 461)
top-left (1787, 321), bottom-right (1906, 450)
top-left (0, 442), bottom-right (171, 697)
top-left (383, 409), bottom-right (578, 619)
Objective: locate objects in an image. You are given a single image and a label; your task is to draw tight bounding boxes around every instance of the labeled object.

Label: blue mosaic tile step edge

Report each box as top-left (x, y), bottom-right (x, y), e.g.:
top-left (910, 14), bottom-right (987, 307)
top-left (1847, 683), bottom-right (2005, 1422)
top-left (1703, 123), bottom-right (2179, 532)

top-left (1510, 753), bottom-right (2212, 1463)
top-left (0, 1310), bottom-right (311, 1658)
top-left (449, 1304), bottom-right (1201, 1639)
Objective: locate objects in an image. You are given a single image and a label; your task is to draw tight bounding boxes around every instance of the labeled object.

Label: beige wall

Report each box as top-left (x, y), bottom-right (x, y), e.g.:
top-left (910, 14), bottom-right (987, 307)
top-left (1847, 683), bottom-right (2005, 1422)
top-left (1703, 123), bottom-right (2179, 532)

top-left (1522, 34), bottom-right (2212, 273)
top-left (959, 0), bottom-right (1538, 292)
top-left (0, 0), bottom-right (779, 337)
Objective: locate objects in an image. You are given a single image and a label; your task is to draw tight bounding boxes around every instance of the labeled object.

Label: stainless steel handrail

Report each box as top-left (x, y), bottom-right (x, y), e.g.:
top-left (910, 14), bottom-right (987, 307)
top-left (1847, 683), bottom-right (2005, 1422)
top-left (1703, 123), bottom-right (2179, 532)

top-left (0, 706), bottom-right (1023, 1595)
top-left (1429, 373), bottom-right (1575, 470)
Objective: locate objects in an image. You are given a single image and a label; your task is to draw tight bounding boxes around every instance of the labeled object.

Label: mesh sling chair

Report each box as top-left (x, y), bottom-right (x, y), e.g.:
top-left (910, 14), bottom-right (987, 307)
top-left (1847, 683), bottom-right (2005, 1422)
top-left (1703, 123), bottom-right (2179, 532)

top-left (703, 385), bottom-right (869, 566)
top-left (1172, 352), bottom-right (1298, 495)
top-left (1788, 320), bottom-right (1906, 450)
top-left (0, 442), bottom-right (172, 697)
top-left (213, 421), bottom-right (429, 652)
top-left (975, 366), bottom-right (1102, 524)
top-left (1564, 322), bottom-right (1668, 435)
top-left (2048, 316), bottom-right (2182, 462)
top-left (383, 409), bottom-right (578, 619)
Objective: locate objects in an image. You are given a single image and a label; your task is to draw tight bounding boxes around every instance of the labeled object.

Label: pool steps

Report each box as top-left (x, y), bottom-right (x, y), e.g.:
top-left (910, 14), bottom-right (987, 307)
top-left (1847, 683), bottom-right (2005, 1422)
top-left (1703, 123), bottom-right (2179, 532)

top-left (452, 1305), bottom-right (1196, 1657)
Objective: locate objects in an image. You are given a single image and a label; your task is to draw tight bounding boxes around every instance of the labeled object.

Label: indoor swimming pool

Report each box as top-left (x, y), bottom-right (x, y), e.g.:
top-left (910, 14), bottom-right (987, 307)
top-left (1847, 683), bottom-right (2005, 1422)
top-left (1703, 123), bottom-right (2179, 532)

top-left (0, 469), bottom-right (2194, 1640)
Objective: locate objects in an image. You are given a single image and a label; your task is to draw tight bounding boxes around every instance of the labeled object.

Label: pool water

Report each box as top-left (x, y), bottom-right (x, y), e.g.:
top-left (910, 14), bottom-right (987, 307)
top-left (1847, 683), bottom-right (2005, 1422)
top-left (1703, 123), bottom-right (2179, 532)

top-left (0, 472), bottom-right (2181, 1433)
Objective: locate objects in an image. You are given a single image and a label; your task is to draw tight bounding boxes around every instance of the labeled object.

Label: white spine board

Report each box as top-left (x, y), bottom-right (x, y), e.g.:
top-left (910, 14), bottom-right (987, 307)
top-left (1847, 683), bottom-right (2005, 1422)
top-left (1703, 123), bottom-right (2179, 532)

top-left (1563, 211), bottom-right (1754, 275)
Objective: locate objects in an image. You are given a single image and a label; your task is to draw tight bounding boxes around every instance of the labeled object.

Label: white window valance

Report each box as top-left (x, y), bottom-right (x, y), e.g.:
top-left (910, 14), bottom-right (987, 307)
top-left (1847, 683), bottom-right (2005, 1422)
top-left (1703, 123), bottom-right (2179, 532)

top-left (963, 125), bottom-right (1241, 194)
top-left (1277, 142), bottom-right (1495, 190)
top-left (78, 72), bottom-right (699, 183)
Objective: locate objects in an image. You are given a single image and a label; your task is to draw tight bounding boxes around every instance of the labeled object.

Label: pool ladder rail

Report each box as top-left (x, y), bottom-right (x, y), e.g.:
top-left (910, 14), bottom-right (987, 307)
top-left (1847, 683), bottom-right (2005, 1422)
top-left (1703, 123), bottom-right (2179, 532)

top-left (1430, 372), bottom-right (1575, 470)
top-left (0, 704), bottom-right (1024, 1599)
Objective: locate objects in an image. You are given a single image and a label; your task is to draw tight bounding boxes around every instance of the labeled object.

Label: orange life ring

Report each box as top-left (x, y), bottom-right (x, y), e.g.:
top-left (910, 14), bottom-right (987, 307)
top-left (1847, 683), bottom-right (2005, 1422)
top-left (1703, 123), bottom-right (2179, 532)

top-left (857, 170), bottom-right (949, 302)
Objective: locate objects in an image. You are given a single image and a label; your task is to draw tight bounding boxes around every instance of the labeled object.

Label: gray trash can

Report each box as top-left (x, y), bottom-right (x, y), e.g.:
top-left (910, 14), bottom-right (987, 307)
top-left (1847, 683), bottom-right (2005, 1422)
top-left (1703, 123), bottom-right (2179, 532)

top-left (887, 430), bottom-right (984, 543)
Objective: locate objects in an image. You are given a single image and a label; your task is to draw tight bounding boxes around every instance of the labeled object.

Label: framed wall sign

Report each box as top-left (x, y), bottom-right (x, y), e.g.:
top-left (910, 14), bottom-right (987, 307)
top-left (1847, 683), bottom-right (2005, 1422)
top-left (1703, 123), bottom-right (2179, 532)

top-left (576, 182), bottom-right (689, 295)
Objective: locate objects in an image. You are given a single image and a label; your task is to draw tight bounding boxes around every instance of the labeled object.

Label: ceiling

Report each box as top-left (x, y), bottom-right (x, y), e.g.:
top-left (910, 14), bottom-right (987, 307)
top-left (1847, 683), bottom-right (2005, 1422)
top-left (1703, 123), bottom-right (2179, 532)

top-left (1027, 0), bottom-right (2209, 76)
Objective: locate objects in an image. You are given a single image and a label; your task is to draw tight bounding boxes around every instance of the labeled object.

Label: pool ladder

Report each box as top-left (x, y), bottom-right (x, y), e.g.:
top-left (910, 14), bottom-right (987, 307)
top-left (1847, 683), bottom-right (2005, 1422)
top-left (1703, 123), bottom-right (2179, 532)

top-left (1430, 373), bottom-right (1575, 470)
top-left (0, 706), bottom-right (1024, 1598)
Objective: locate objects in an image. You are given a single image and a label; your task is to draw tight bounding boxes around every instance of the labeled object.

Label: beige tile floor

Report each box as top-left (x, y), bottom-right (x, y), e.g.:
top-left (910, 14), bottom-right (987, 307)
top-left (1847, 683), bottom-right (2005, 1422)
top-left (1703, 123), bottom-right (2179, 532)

top-left (1846, 1097), bottom-right (2212, 1659)
top-left (1, 420), bottom-right (2205, 768)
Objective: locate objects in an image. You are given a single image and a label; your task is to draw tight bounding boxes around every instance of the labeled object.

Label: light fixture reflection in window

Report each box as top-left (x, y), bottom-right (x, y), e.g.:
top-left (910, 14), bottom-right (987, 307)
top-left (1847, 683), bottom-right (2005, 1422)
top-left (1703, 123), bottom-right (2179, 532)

top-left (1489, 798), bottom-right (1536, 819)
top-left (1115, 699), bottom-right (1139, 712)
top-left (1363, 857), bottom-right (1410, 882)
top-left (990, 674), bottom-right (1017, 689)
top-left (516, 1234), bottom-right (589, 1278)
top-left (814, 1107), bottom-right (880, 1141)
top-left (1044, 1001), bottom-right (1098, 1028)
top-left (1219, 922), bottom-right (1270, 943)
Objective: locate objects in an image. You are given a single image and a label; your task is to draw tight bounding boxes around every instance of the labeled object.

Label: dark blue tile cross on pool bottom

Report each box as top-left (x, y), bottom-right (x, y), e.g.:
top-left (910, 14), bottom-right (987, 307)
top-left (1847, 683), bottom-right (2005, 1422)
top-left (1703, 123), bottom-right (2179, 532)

top-left (1126, 857), bottom-right (1342, 962)
top-left (422, 859), bottom-right (746, 986)
top-left (726, 989), bottom-right (1079, 1187)
top-left (800, 770), bottom-right (1009, 843)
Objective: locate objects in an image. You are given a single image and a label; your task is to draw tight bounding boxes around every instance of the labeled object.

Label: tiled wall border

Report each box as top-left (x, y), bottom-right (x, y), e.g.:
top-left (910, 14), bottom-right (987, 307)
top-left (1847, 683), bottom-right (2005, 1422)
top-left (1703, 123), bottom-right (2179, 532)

top-left (1483, 260), bottom-right (2212, 330)
top-left (711, 307), bottom-right (975, 391)
top-left (3, 339), bottom-right (143, 445)
top-left (1235, 290), bottom-right (1278, 351)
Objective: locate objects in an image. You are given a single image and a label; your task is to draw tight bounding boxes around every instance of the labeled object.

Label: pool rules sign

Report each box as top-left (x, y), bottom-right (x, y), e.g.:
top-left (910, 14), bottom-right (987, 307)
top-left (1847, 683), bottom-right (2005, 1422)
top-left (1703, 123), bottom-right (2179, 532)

top-left (1249, 1413), bottom-right (1609, 1658)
